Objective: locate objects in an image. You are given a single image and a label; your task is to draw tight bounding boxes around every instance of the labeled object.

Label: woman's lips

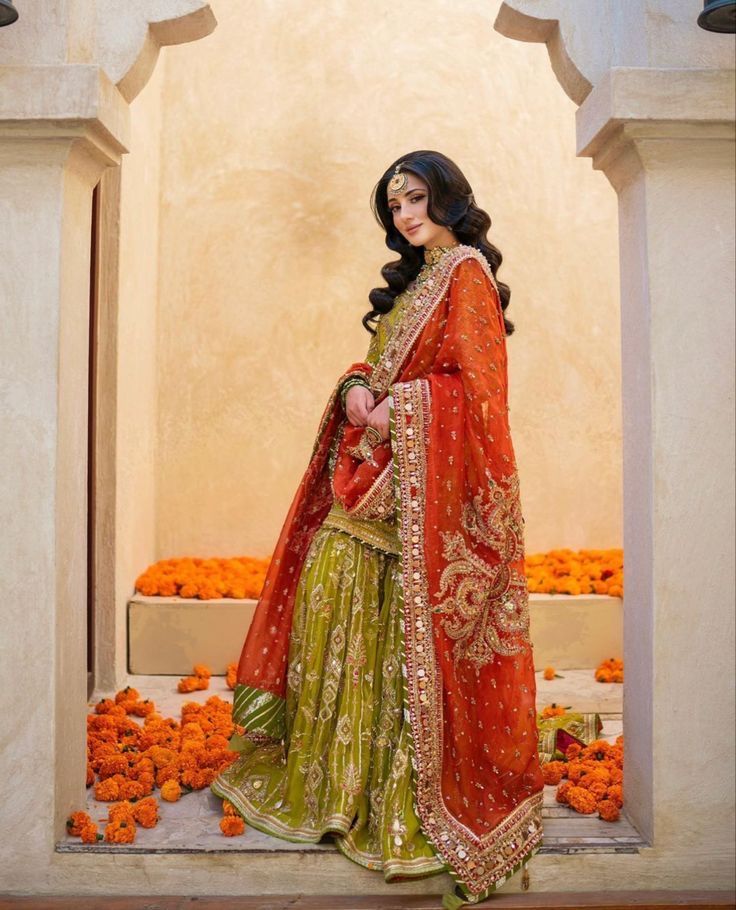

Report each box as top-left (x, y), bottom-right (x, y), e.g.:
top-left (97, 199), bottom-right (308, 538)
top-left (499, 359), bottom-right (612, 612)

top-left (406, 224), bottom-right (422, 234)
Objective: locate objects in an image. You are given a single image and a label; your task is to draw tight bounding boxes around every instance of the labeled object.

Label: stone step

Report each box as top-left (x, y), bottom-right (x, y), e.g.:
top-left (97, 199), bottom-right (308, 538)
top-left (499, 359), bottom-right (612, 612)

top-left (128, 593), bottom-right (622, 676)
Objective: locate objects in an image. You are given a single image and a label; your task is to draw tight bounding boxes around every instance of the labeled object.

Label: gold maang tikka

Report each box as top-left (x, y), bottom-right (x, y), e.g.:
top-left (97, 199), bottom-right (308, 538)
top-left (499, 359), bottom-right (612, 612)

top-left (387, 163), bottom-right (408, 196)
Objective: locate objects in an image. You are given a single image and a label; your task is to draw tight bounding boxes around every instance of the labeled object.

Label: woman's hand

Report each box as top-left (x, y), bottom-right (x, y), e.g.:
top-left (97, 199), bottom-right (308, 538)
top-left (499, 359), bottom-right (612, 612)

top-left (366, 396), bottom-right (390, 441)
top-left (345, 384), bottom-right (375, 427)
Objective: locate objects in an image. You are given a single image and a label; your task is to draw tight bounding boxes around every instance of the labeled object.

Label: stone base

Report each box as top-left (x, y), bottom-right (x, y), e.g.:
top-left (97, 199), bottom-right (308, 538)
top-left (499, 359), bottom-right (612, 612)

top-left (127, 593), bottom-right (622, 675)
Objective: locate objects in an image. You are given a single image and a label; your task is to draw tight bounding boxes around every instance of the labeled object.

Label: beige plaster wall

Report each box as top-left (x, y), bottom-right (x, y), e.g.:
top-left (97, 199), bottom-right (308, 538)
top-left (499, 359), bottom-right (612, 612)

top-left (151, 0), bottom-right (622, 563)
top-left (115, 62), bottom-right (164, 672)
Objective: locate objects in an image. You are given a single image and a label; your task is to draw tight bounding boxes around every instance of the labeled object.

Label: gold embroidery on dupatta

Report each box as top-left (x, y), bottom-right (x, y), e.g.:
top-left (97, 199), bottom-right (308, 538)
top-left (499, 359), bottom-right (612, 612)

top-left (435, 469), bottom-right (531, 669)
top-left (391, 379), bottom-right (543, 899)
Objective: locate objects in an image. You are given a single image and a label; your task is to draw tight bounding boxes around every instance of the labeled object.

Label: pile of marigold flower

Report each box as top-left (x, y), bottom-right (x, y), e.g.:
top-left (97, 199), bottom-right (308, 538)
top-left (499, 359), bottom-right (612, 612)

top-left (68, 673), bottom-right (245, 846)
top-left (135, 556), bottom-right (270, 600)
top-left (525, 548), bottom-right (623, 597)
top-left (135, 549), bottom-right (623, 601)
top-left (541, 735), bottom-right (624, 822)
top-left (595, 656), bottom-right (624, 683)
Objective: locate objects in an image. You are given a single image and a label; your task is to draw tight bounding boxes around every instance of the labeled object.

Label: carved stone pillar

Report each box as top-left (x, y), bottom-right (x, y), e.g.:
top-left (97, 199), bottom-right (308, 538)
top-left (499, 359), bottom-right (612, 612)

top-left (497, 0), bottom-right (735, 881)
top-left (0, 2), bottom-right (215, 882)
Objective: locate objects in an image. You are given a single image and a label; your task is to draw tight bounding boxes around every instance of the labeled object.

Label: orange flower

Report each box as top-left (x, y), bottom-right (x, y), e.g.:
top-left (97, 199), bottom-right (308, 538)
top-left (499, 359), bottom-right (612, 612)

top-left (135, 555), bottom-right (271, 601)
top-left (540, 703), bottom-right (568, 719)
top-left (220, 816), bottom-right (245, 836)
top-left (129, 700), bottom-right (156, 718)
top-left (132, 797), bottom-right (159, 829)
top-left (606, 784), bottom-right (623, 807)
top-left (115, 686), bottom-right (140, 704)
top-left (148, 746), bottom-right (177, 769)
top-left (94, 778), bottom-right (121, 802)
top-left (98, 757), bottom-right (130, 781)
top-left (155, 764), bottom-right (180, 788)
top-left (565, 786), bottom-right (597, 814)
top-left (222, 800), bottom-right (238, 817)
top-left (178, 675), bottom-right (209, 693)
top-left (543, 666), bottom-right (556, 680)
top-left (555, 780), bottom-right (574, 804)
top-left (66, 811), bottom-right (92, 837)
top-left (160, 780), bottom-right (182, 802)
top-left (564, 743), bottom-right (582, 761)
top-left (525, 548), bottom-right (623, 597)
top-left (79, 822), bottom-right (100, 844)
top-left (597, 799), bottom-right (620, 822)
top-left (595, 657), bottom-right (624, 683)
top-left (193, 664), bottom-right (212, 679)
top-left (226, 663), bottom-right (237, 690)
top-left (541, 761), bottom-right (566, 786)
top-left (104, 818), bottom-right (136, 844)
top-left (108, 801), bottom-right (135, 824)
top-left (118, 780), bottom-right (145, 801)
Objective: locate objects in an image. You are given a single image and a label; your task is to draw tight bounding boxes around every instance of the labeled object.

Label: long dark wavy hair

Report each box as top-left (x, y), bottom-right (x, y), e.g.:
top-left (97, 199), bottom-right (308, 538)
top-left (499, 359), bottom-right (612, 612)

top-left (365, 150), bottom-right (514, 337)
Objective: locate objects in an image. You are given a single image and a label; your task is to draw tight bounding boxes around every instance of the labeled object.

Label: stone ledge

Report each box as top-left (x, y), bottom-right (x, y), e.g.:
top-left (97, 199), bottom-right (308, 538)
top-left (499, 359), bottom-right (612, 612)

top-left (127, 593), bottom-right (622, 675)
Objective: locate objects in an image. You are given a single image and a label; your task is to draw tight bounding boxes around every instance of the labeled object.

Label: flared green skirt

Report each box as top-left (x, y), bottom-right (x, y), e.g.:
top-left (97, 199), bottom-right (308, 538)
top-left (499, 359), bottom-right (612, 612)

top-left (211, 522), bottom-right (447, 880)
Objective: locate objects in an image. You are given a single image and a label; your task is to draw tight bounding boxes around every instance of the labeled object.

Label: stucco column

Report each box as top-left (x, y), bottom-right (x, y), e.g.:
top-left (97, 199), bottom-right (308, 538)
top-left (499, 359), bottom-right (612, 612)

top-left (0, 64), bottom-right (130, 848)
top-left (575, 67), bottom-right (735, 855)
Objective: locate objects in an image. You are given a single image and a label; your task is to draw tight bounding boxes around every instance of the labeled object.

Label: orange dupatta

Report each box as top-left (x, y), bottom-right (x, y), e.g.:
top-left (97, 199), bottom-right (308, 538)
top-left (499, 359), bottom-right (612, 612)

top-left (234, 245), bottom-right (544, 905)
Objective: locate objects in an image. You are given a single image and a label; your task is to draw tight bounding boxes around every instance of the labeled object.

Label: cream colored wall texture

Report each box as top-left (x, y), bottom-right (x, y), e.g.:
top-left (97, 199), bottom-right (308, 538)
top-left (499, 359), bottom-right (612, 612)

top-left (148, 0), bottom-right (621, 563)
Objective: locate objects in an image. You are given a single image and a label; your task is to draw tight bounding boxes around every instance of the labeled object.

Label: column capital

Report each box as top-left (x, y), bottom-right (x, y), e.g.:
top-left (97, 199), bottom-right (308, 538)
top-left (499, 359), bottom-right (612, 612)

top-left (0, 64), bottom-right (130, 169)
top-left (574, 67), bottom-right (736, 186)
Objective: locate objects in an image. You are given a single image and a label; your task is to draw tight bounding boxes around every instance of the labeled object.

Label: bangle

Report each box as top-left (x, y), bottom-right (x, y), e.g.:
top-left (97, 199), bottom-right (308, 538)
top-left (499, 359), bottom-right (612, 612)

top-left (340, 376), bottom-right (369, 410)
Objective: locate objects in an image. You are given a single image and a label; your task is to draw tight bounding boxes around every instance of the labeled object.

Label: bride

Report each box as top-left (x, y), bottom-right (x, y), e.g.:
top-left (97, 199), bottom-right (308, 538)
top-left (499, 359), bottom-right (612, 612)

top-left (211, 149), bottom-right (545, 908)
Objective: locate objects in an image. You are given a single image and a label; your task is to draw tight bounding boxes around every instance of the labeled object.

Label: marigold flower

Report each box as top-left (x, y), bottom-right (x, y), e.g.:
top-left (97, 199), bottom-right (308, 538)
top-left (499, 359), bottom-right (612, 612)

top-left (129, 700), bottom-right (155, 718)
top-left (222, 800), bottom-right (238, 817)
top-left (220, 816), bottom-right (245, 836)
top-left (540, 702), bottom-right (568, 719)
top-left (86, 764), bottom-right (95, 787)
top-left (555, 780), bottom-right (574, 804)
top-left (108, 801), bottom-right (135, 824)
top-left (94, 778), bottom-right (121, 801)
top-left (160, 780), bottom-right (182, 802)
top-left (226, 663), bottom-right (237, 690)
top-left (595, 657), bottom-right (623, 683)
top-left (155, 764), bottom-right (180, 788)
top-left (565, 785), bottom-right (597, 814)
top-left (541, 761), bottom-right (566, 786)
top-left (137, 773), bottom-right (155, 796)
top-left (132, 797), bottom-right (159, 829)
top-left (148, 746), bottom-right (177, 769)
top-left (67, 811), bottom-right (92, 836)
top-left (193, 664), bottom-right (212, 679)
top-left (579, 777), bottom-right (608, 800)
top-left (606, 784), bottom-right (623, 807)
top-left (178, 675), bottom-right (209, 693)
top-left (543, 666), bottom-right (556, 680)
top-left (98, 755), bottom-right (130, 780)
top-left (104, 818), bottom-right (137, 844)
top-left (564, 743), bottom-right (582, 761)
top-left (597, 799), bottom-right (620, 822)
top-left (79, 822), bottom-right (100, 844)
top-left (525, 548), bottom-right (623, 596)
top-left (118, 779), bottom-right (145, 801)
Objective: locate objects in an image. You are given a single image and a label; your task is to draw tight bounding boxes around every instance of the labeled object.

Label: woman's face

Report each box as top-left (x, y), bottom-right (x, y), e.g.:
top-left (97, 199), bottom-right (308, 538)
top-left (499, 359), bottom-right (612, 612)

top-left (387, 173), bottom-right (457, 250)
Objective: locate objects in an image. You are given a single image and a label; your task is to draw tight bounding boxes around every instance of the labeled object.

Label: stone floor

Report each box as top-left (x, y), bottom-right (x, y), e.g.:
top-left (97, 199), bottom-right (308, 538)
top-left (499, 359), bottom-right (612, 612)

top-left (58, 669), bottom-right (642, 855)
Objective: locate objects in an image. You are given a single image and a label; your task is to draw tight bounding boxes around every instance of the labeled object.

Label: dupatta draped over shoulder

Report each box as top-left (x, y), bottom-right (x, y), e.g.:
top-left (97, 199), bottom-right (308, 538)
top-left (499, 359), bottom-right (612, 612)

top-left (233, 244), bottom-right (544, 904)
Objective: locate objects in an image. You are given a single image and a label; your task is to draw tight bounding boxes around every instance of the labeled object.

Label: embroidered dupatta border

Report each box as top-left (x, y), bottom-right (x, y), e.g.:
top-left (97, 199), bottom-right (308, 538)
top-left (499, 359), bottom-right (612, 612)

top-left (390, 379), bottom-right (543, 906)
top-left (371, 244), bottom-right (500, 396)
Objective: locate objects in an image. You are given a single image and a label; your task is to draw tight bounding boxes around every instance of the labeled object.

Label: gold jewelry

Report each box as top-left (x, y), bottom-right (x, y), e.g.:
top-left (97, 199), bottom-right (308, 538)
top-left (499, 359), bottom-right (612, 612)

top-left (387, 164), bottom-right (408, 196)
top-left (364, 425), bottom-right (384, 446)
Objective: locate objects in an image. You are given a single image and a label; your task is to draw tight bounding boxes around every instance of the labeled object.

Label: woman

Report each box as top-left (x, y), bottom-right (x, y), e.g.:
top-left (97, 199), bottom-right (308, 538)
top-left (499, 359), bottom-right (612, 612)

top-left (211, 150), bottom-right (545, 908)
